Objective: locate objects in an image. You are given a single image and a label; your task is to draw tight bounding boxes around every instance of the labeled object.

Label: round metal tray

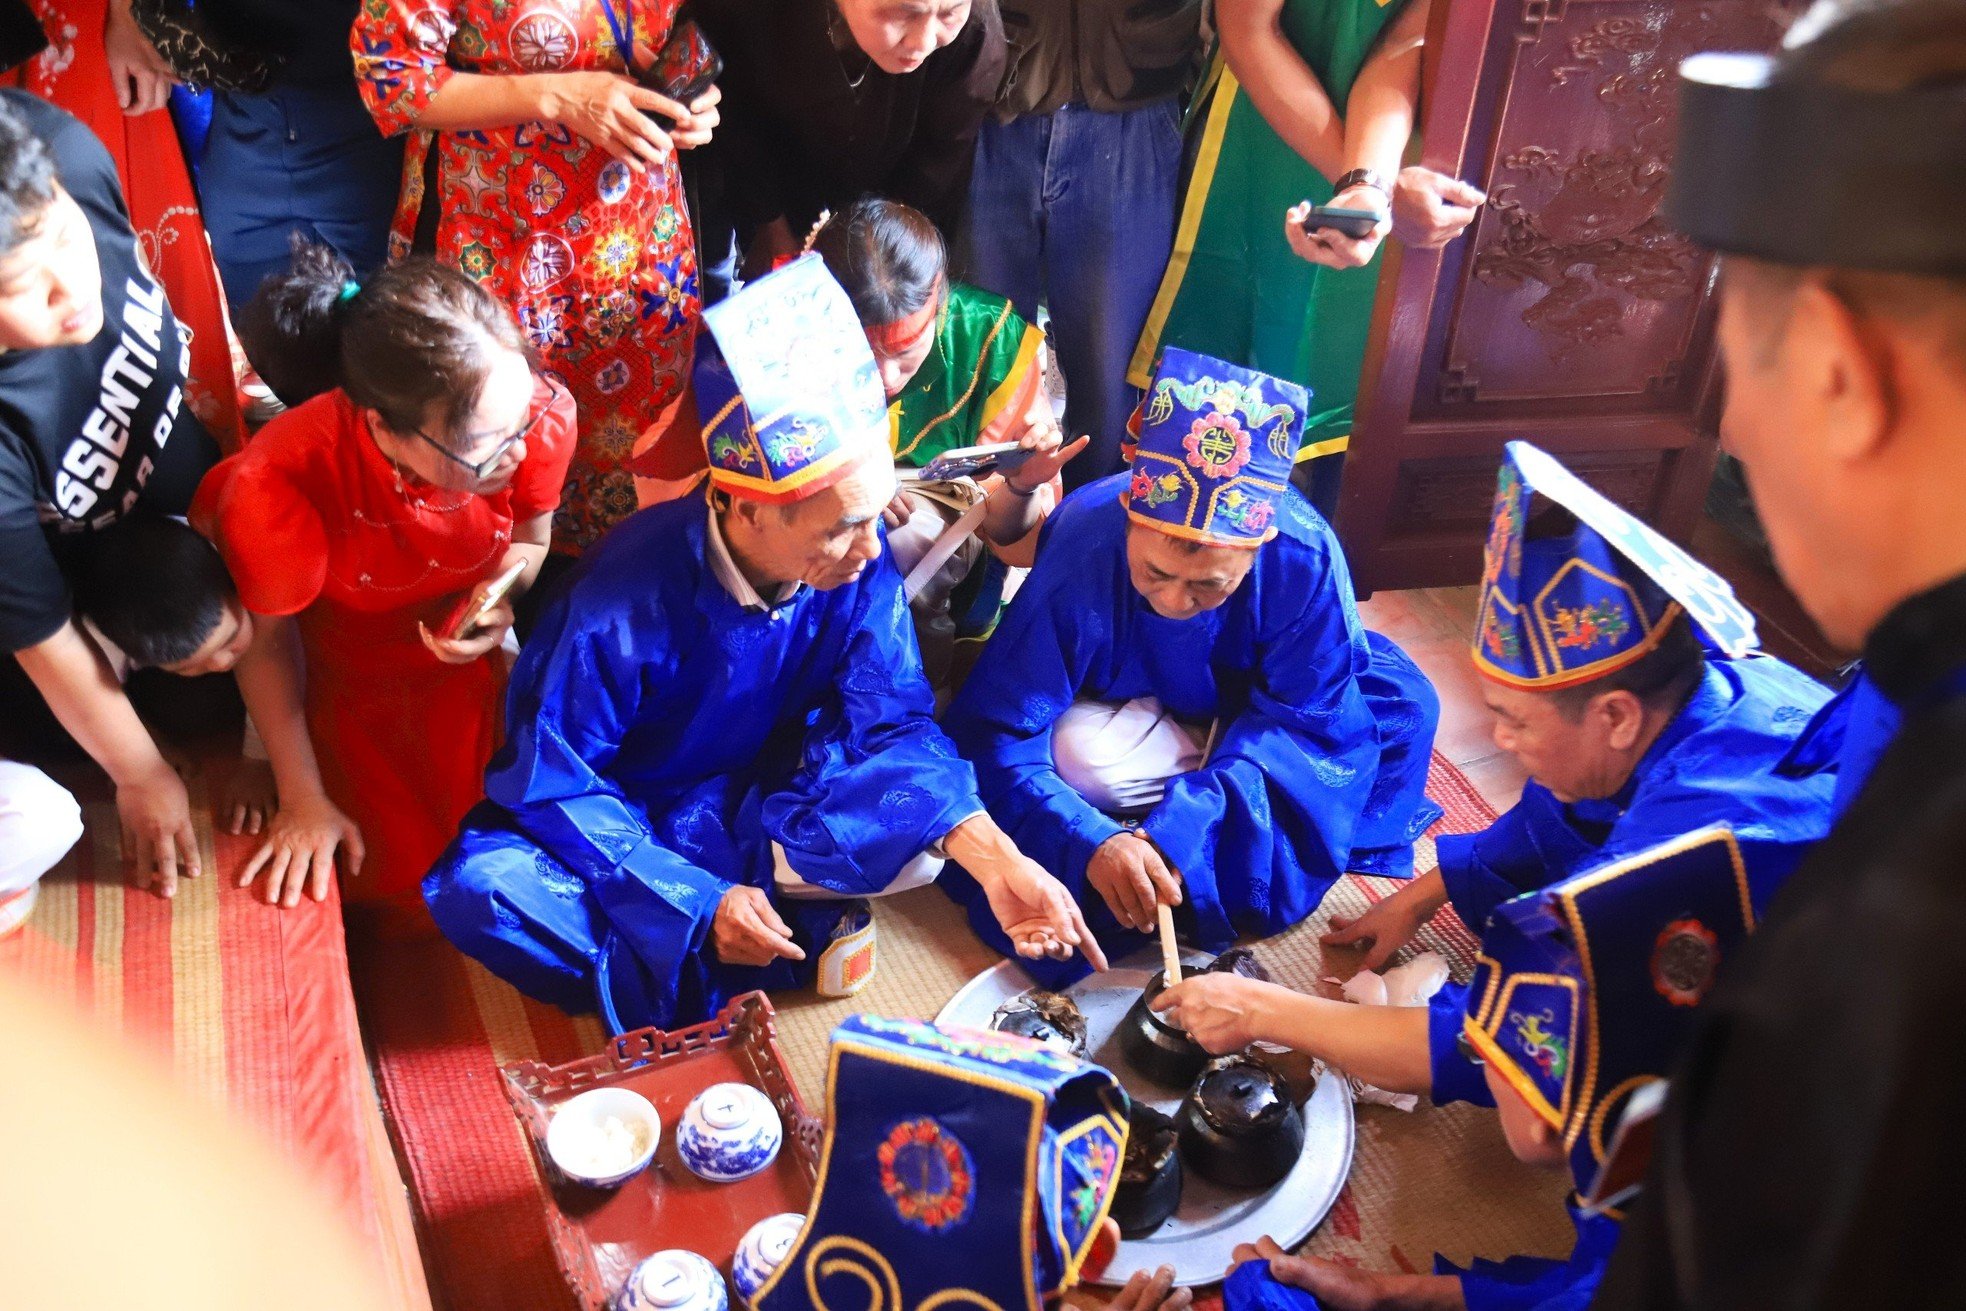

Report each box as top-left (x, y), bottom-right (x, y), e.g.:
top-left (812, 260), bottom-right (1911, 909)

top-left (935, 949), bottom-right (1355, 1287)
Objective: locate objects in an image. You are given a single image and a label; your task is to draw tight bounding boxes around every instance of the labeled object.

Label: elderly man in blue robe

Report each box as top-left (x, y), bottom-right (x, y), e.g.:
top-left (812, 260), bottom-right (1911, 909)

top-left (941, 348), bottom-right (1444, 986)
top-left (1154, 441), bottom-right (1838, 1118)
top-left (423, 258), bottom-right (1101, 1032)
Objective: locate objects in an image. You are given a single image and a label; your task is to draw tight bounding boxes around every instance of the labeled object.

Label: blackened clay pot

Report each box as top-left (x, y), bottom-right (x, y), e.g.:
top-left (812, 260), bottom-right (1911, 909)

top-left (1118, 969), bottom-right (1211, 1088)
top-left (1110, 1101), bottom-right (1183, 1238)
top-left (989, 990), bottom-right (1090, 1057)
top-left (1175, 1055), bottom-right (1306, 1190)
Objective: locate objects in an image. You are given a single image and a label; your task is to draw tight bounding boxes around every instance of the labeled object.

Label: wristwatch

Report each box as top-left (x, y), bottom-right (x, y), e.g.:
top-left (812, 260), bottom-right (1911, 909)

top-left (1332, 168), bottom-right (1393, 203)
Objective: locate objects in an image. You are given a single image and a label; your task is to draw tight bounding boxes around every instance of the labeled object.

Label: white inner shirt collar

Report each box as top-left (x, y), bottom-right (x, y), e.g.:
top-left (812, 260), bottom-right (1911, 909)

top-left (704, 501), bottom-right (804, 613)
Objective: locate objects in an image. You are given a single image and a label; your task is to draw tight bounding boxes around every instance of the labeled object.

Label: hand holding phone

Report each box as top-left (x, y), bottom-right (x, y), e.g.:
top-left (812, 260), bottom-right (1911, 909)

top-left (902, 441), bottom-right (1036, 484)
top-left (443, 559), bottom-right (529, 642)
top-left (636, 20), bottom-right (723, 132)
top-left (1297, 204), bottom-right (1389, 240)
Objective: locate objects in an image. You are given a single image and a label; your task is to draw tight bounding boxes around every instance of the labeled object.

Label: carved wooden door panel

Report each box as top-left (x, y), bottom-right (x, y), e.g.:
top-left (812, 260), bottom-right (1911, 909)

top-left (1336, 0), bottom-right (1798, 594)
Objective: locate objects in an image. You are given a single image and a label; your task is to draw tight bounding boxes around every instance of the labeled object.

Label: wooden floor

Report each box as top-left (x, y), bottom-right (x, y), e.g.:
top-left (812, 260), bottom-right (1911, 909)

top-left (1359, 587), bottom-right (1529, 815)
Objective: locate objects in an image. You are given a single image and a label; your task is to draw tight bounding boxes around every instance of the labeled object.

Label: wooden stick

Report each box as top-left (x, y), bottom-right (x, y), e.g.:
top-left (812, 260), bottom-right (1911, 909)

top-left (1157, 902), bottom-right (1182, 985)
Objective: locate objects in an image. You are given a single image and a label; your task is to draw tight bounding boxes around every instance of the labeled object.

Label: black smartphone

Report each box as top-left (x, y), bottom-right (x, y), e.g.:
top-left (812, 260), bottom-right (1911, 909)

top-left (1298, 204), bottom-right (1386, 240)
top-left (901, 441), bottom-right (1036, 484)
top-left (636, 19), bottom-right (723, 130)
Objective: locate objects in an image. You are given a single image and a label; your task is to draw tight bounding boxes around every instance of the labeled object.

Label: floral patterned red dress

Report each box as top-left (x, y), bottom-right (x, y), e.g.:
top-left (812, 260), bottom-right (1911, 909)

top-left (352, 0), bottom-right (701, 551)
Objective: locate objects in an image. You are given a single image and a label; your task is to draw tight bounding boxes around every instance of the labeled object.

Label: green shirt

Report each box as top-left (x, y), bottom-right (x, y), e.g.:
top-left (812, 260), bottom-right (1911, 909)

top-left (1130, 0), bottom-right (1405, 453)
top-left (890, 283), bottom-right (1046, 468)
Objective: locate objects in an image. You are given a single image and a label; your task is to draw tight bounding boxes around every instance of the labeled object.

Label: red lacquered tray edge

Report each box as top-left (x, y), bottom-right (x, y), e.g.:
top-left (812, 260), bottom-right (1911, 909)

top-left (500, 991), bottom-right (825, 1310)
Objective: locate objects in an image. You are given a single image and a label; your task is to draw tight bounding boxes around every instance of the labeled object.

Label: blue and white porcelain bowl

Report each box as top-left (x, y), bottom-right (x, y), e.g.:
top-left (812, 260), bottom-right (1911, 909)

top-left (617, 1250), bottom-right (728, 1311)
top-left (730, 1212), bottom-right (804, 1305)
top-left (545, 1087), bottom-right (661, 1189)
top-left (676, 1082), bottom-right (783, 1183)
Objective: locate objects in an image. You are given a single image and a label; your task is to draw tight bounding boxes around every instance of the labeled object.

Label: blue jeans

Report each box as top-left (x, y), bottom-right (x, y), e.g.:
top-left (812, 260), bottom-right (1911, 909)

top-left (197, 83), bottom-right (405, 309)
top-left (962, 99), bottom-right (1182, 490)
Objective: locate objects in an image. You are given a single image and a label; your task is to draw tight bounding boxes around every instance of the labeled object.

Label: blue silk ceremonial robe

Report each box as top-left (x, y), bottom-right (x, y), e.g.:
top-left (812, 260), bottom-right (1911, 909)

top-left (941, 475), bottom-right (1441, 985)
top-left (1777, 663), bottom-right (1900, 819)
top-left (1425, 654), bottom-right (1838, 1107)
top-left (423, 495), bottom-right (984, 1031)
top-left (1224, 1204), bottom-right (1621, 1311)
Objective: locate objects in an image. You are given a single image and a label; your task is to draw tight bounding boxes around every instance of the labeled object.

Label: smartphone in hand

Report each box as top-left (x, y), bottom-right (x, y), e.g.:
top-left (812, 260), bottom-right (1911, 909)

top-left (900, 441), bottom-right (1036, 484)
top-left (442, 559), bottom-right (528, 642)
top-left (1298, 204), bottom-right (1387, 240)
top-left (636, 19), bottom-right (723, 130)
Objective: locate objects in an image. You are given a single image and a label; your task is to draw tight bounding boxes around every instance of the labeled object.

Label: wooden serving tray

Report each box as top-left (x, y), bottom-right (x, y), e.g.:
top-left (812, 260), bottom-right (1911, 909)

top-left (501, 992), bottom-right (822, 1311)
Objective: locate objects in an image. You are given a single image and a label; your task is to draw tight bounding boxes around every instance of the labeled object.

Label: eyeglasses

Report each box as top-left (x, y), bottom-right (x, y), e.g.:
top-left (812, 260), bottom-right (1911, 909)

top-left (411, 376), bottom-right (562, 479)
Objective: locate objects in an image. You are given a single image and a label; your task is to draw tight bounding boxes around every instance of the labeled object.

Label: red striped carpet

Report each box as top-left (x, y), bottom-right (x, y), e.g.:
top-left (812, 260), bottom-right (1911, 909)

top-left (352, 752), bottom-right (1574, 1310)
top-left (0, 768), bottom-right (431, 1310)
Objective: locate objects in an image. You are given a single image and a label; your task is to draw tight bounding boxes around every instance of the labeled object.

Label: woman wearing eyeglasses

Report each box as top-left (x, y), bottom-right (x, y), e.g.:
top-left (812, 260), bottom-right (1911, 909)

top-left (191, 243), bottom-right (576, 924)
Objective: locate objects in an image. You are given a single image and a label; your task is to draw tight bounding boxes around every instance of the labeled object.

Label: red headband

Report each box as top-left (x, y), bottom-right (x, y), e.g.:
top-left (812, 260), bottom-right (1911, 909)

top-left (866, 281), bottom-right (942, 356)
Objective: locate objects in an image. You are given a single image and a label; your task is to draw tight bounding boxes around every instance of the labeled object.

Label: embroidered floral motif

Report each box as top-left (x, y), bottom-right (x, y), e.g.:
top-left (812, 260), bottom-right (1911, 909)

top-left (765, 429), bottom-right (822, 470)
top-left (878, 1118), bottom-right (974, 1233)
top-left (1509, 1008), bottom-right (1570, 1082)
top-left (452, 16), bottom-right (488, 59)
top-left (586, 226), bottom-right (642, 283)
top-left (582, 289), bottom-right (636, 346)
top-left (523, 164), bottom-right (566, 215)
top-left (588, 411), bottom-right (639, 458)
top-left (1481, 605), bottom-right (1521, 660)
top-left (1651, 918), bottom-right (1720, 1007)
top-left (585, 469), bottom-right (637, 525)
top-left (1129, 470), bottom-right (1182, 510)
top-left (598, 160), bottom-right (631, 204)
top-left (594, 360), bottom-right (631, 395)
top-left (1551, 601), bottom-right (1631, 650)
top-left (520, 295), bottom-right (575, 351)
top-left (449, 150), bottom-right (506, 214)
top-left (520, 233), bottom-right (574, 290)
top-left (457, 241), bottom-right (496, 282)
top-left (1066, 1132), bottom-right (1120, 1236)
top-left (1484, 462), bottom-right (1524, 587)
top-left (509, 8), bottom-right (576, 69)
top-left (513, 119), bottom-right (574, 149)
top-left (710, 431), bottom-right (761, 471)
top-left (1216, 488), bottom-right (1273, 535)
top-left (639, 264), bottom-right (700, 331)
top-left (1182, 412), bottom-right (1252, 479)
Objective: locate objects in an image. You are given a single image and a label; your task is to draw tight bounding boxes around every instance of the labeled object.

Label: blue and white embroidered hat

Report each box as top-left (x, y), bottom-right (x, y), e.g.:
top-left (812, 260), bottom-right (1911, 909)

top-left (1123, 348), bottom-right (1310, 547)
top-left (1474, 441), bottom-right (1760, 689)
top-left (694, 255), bottom-right (888, 503)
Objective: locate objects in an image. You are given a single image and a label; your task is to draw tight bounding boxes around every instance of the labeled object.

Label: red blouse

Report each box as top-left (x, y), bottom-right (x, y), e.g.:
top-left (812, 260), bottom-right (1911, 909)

top-left (193, 384), bottom-right (576, 671)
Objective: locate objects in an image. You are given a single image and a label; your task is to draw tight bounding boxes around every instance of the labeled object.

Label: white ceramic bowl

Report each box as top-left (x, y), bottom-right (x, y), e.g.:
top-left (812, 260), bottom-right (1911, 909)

top-left (676, 1082), bottom-right (783, 1183)
top-left (730, 1212), bottom-right (804, 1304)
top-left (617, 1250), bottom-right (729, 1311)
top-left (545, 1087), bottom-right (661, 1189)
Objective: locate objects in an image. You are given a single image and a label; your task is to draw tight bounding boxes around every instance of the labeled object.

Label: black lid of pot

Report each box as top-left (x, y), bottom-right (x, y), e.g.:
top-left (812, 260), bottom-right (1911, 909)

top-left (1194, 1060), bottom-right (1289, 1134)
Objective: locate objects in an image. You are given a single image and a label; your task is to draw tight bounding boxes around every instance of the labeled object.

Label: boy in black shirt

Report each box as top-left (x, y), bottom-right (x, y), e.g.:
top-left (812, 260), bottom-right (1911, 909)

top-left (0, 90), bottom-right (220, 897)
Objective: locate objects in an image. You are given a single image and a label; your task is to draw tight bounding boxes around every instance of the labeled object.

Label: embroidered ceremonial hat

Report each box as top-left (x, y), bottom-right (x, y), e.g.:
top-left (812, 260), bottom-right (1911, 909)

top-left (1122, 348), bottom-right (1310, 548)
top-left (753, 1017), bottom-right (1127, 1311)
top-left (694, 255), bottom-right (889, 504)
top-left (1473, 441), bottom-right (1759, 690)
top-left (1461, 827), bottom-right (1775, 1195)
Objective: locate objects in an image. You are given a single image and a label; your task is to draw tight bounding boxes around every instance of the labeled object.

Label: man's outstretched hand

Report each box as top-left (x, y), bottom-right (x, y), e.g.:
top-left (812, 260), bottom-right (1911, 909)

top-left (944, 814), bottom-right (1107, 970)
